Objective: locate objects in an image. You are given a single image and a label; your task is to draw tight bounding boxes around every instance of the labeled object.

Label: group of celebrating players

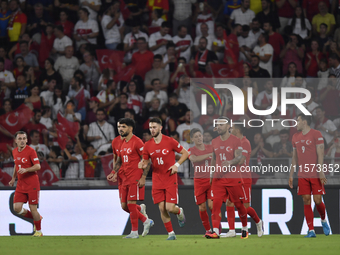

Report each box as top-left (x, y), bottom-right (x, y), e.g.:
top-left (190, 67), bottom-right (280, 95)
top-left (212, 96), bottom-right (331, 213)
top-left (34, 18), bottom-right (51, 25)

top-left (8, 114), bottom-right (331, 239)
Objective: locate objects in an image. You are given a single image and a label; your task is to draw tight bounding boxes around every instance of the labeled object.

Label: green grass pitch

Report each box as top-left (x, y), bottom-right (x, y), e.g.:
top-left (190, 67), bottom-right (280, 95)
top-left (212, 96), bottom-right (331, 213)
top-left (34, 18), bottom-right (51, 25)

top-left (0, 235), bottom-right (339, 255)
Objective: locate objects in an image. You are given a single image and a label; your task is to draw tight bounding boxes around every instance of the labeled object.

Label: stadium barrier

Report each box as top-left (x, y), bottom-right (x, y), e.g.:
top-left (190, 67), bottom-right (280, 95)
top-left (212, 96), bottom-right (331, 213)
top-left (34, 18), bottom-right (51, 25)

top-left (0, 186), bottom-right (338, 236)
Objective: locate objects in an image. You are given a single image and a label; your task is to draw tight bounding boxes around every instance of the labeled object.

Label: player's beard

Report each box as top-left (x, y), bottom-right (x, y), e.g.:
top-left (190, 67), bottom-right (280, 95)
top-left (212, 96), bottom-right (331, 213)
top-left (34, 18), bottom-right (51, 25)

top-left (120, 131), bottom-right (130, 137)
top-left (218, 129), bottom-right (227, 136)
top-left (152, 131), bottom-right (160, 137)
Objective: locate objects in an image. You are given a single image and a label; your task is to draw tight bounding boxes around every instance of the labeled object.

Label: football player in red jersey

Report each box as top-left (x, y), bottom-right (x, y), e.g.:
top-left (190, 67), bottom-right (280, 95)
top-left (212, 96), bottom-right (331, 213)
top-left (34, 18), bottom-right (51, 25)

top-left (205, 117), bottom-right (249, 239)
top-left (289, 114), bottom-right (330, 238)
top-left (224, 123), bottom-right (263, 237)
top-left (189, 128), bottom-right (214, 236)
top-left (109, 118), bottom-right (154, 238)
top-left (139, 117), bottom-right (189, 240)
top-left (9, 131), bottom-right (43, 237)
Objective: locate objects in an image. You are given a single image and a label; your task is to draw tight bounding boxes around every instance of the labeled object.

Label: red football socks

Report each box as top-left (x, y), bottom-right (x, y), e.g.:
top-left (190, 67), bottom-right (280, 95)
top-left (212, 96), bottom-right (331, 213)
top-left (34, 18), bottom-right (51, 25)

top-left (304, 205), bottom-right (314, 230)
top-left (176, 207), bottom-right (181, 215)
top-left (234, 202), bottom-right (247, 227)
top-left (316, 202), bottom-right (326, 220)
top-left (199, 210), bottom-right (211, 231)
top-left (247, 206), bottom-right (260, 224)
top-left (138, 211), bottom-right (147, 223)
top-left (136, 205), bottom-right (141, 211)
top-left (34, 219), bottom-right (41, 231)
top-left (164, 221), bottom-right (173, 233)
top-left (212, 199), bottom-right (222, 229)
top-left (226, 206), bottom-right (235, 230)
top-left (24, 210), bottom-right (33, 219)
top-left (127, 204), bottom-right (138, 231)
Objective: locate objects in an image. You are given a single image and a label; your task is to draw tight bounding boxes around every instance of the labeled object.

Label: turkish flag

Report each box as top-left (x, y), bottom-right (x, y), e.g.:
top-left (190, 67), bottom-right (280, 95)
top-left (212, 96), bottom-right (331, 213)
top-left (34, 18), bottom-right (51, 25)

top-left (57, 112), bottom-right (80, 140)
top-left (56, 123), bottom-right (69, 150)
top-left (96, 50), bottom-right (125, 72)
top-left (116, 66), bottom-right (136, 82)
top-left (0, 168), bottom-right (12, 186)
top-left (100, 154), bottom-right (117, 186)
top-left (74, 87), bottom-right (85, 110)
top-left (0, 104), bottom-right (34, 135)
top-left (223, 31), bottom-right (238, 66)
top-left (37, 160), bottom-right (59, 186)
top-left (210, 63), bottom-right (243, 78)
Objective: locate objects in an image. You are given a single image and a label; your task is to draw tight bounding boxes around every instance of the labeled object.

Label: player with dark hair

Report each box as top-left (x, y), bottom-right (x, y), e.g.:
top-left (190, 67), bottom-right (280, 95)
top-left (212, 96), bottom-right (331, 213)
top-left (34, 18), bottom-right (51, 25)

top-left (139, 117), bottom-right (189, 240)
top-left (205, 117), bottom-right (249, 239)
top-left (225, 123), bottom-right (264, 237)
top-left (189, 128), bottom-right (217, 236)
top-left (108, 118), bottom-right (154, 238)
top-left (9, 131), bottom-right (43, 237)
top-left (289, 114), bottom-right (330, 238)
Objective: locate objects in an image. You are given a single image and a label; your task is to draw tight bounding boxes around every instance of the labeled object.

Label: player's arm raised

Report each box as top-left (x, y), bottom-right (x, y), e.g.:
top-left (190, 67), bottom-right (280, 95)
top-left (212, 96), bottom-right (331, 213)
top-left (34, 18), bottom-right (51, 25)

top-left (289, 148), bottom-right (297, 189)
top-left (168, 148), bottom-right (189, 175)
top-left (138, 159), bottom-right (151, 188)
top-left (316, 143), bottom-right (327, 185)
top-left (9, 165), bottom-right (17, 186)
top-left (189, 153), bottom-right (212, 163)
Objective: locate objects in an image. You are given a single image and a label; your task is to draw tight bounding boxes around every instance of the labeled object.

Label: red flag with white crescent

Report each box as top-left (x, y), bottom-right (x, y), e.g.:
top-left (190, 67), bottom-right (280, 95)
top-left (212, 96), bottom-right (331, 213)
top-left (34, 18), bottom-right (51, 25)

top-left (37, 160), bottom-right (59, 186)
top-left (100, 154), bottom-right (117, 186)
top-left (57, 112), bottom-right (80, 140)
top-left (56, 123), bottom-right (69, 150)
top-left (0, 104), bottom-right (34, 135)
top-left (0, 167), bottom-right (12, 186)
top-left (96, 49), bottom-right (125, 72)
top-left (74, 87), bottom-right (85, 110)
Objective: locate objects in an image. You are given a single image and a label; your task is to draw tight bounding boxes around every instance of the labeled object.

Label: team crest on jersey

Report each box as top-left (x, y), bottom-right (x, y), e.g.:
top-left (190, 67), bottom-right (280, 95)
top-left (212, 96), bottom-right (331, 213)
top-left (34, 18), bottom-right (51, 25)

top-left (21, 158), bottom-right (28, 163)
top-left (156, 150), bottom-right (161, 153)
top-left (306, 140), bottom-right (312, 145)
top-left (162, 149), bottom-right (169, 155)
top-left (127, 148), bottom-right (132, 154)
top-left (226, 147), bottom-right (232, 152)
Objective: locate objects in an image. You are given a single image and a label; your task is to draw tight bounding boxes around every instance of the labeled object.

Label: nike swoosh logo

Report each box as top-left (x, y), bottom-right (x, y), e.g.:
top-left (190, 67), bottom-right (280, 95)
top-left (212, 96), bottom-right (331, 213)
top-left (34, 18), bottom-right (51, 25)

top-left (32, 200), bottom-right (36, 202)
top-left (150, 152), bottom-right (155, 155)
top-left (130, 195), bottom-right (136, 197)
top-left (318, 189), bottom-right (322, 192)
top-left (171, 198), bottom-right (176, 200)
top-left (239, 197), bottom-right (244, 199)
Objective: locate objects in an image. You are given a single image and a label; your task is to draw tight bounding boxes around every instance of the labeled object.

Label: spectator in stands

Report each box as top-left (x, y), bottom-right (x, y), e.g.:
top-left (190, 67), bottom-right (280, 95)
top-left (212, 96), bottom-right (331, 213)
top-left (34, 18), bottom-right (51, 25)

top-left (212, 24), bottom-right (226, 63)
top-left (170, 130), bottom-right (190, 179)
top-left (0, 1), bottom-right (11, 49)
top-left (329, 54), bottom-right (340, 81)
top-left (0, 47), bottom-right (12, 71)
top-left (150, 9), bottom-right (165, 27)
top-left (27, 3), bottom-right (53, 42)
top-left (312, 106), bottom-right (337, 144)
top-left (248, 17), bottom-right (263, 48)
top-left (108, 93), bottom-right (129, 123)
top-left (24, 109), bottom-right (48, 145)
top-left (123, 22), bottom-right (149, 63)
top-left (52, 25), bottom-right (72, 57)
top-left (14, 41), bottom-right (39, 72)
top-left (144, 54), bottom-right (169, 91)
top-left (288, 6), bottom-right (311, 40)
top-left (79, 51), bottom-right (101, 93)
top-left (63, 144), bottom-right (84, 179)
top-left (317, 58), bottom-right (330, 91)
top-left (101, 1), bottom-right (124, 50)
top-left (40, 79), bottom-right (56, 107)
top-left (305, 39), bottom-right (323, 78)
top-left (223, 0), bottom-right (241, 22)
top-left (54, 46), bottom-right (79, 91)
top-left (131, 37), bottom-right (154, 80)
top-left (276, 0), bottom-right (297, 33)
top-left (194, 23), bottom-right (216, 51)
top-left (250, 133), bottom-right (273, 161)
top-left (29, 129), bottom-right (50, 158)
top-left (280, 34), bottom-right (304, 76)
top-left (97, 80), bottom-right (116, 109)
top-left (172, 25), bottom-right (193, 63)
top-left (142, 129), bottom-right (152, 142)
top-left (198, 104), bottom-right (219, 131)
top-left (273, 129), bottom-right (293, 162)
top-left (55, 10), bottom-right (74, 39)
top-left (76, 134), bottom-right (97, 178)
top-left (238, 25), bottom-right (253, 62)
top-left (64, 100), bottom-right (81, 123)
top-left (39, 58), bottom-right (63, 89)
top-left (280, 62), bottom-right (298, 88)
top-left (303, 0), bottom-right (329, 22)
top-left (13, 57), bottom-right (25, 78)
top-left (262, 109), bottom-right (288, 147)
top-left (191, 37), bottom-right (218, 74)
top-left (126, 81), bottom-right (144, 116)
top-left (85, 96), bottom-right (100, 125)
top-left (325, 136), bottom-right (340, 163)
top-left (149, 22), bottom-right (171, 56)
top-left (176, 110), bottom-right (203, 144)
top-left (203, 130), bottom-right (213, 144)
top-left (170, 57), bottom-right (188, 90)
top-left (87, 108), bottom-right (115, 150)
top-left (319, 74), bottom-right (340, 119)
top-left (25, 84), bottom-right (46, 110)
top-left (68, 76), bottom-right (90, 103)
top-left (0, 58), bottom-right (15, 99)
top-left (11, 75), bottom-right (30, 109)
top-left (312, 1), bottom-right (335, 36)
top-left (79, 0), bottom-right (101, 21)
top-left (263, 21), bottom-right (285, 77)
top-left (160, 108), bottom-right (177, 135)
top-left (248, 55), bottom-right (270, 78)
top-left (51, 86), bottom-right (69, 119)
top-left (73, 8), bottom-right (99, 49)
top-left (162, 42), bottom-right (176, 72)
top-left (256, 0), bottom-right (280, 32)
top-left (228, 0), bottom-right (255, 30)
top-left (168, 93), bottom-right (188, 123)
top-left (254, 79), bottom-right (273, 109)
top-left (148, 97), bottom-right (161, 112)
top-left (8, 0), bottom-right (27, 44)
top-left (228, 23), bottom-right (241, 61)
top-left (253, 33), bottom-right (274, 77)
top-left (145, 78), bottom-right (168, 109)
top-left (172, 0), bottom-right (196, 34)
top-left (175, 75), bottom-right (191, 109)
top-left (40, 106), bottom-right (53, 129)
top-left (194, 2), bottom-right (215, 37)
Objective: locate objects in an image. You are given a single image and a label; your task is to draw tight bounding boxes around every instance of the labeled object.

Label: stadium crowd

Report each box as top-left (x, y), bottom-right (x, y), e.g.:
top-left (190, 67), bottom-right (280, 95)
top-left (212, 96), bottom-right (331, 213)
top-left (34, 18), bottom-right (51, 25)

top-left (1, 0), bottom-right (340, 181)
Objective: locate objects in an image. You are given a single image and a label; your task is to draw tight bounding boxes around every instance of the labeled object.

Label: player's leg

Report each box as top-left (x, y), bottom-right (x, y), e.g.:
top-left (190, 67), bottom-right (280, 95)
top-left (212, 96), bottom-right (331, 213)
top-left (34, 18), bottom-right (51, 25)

top-left (125, 200), bottom-right (139, 238)
top-left (195, 183), bottom-right (211, 234)
top-left (158, 201), bottom-right (176, 240)
top-left (225, 200), bottom-right (236, 237)
top-left (198, 201), bottom-right (212, 234)
top-left (29, 204), bottom-right (42, 236)
top-left (243, 184), bottom-right (263, 237)
top-left (299, 178), bottom-right (316, 237)
top-left (313, 193), bottom-right (330, 236)
top-left (165, 185), bottom-right (186, 227)
top-left (13, 192), bottom-right (33, 219)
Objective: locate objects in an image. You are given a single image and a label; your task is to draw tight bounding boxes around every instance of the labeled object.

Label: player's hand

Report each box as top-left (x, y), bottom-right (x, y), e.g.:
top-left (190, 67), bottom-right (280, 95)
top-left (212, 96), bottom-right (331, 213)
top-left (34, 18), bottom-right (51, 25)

top-left (107, 172), bottom-right (117, 182)
top-left (138, 161), bottom-right (147, 169)
top-left (222, 161), bottom-right (230, 167)
top-left (320, 177), bottom-right (327, 185)
top-left (9, 178), bottom-right (15, 187)
top-left (18, 168), bottom-right (28, 174)
top-left (168, 164), bottom-right (178, 175)
top-left (289, 177), bottom-right (293, 189)
top-left (138, 176), bottom-right (146, 187)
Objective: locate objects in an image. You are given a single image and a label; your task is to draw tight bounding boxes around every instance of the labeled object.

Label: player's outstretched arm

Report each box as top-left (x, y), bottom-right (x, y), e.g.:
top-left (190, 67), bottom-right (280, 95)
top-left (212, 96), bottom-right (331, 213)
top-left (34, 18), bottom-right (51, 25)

top-left (189, 153), bottom-right (213, 163)
top-left (9, 165), bottom-right (17, 186)
top-left (138, 160), bottom-right (151, 187)
top-left (210, 151), bottom-right (216, 185)
top-left (289, 149), bottom-right (297, 189)
top-left (17, 164), bottom-right (41, 174)
top-left (168, 148), bottom-right (189, 175)
top-left (316, 143), bottom-right (327, 185)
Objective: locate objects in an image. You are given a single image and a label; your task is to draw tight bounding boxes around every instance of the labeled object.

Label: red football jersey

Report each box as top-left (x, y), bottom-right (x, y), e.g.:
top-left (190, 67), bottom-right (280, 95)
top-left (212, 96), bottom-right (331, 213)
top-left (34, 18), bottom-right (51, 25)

top-left (292, 129), bottom-right (324, 178)
top-left (189, 144), bottom-right (213, 180)
top-left (211, 134), bottom-right (243, 186)
top-left (241, 136), bottom-right (252, 183)
top-left (112, 136), bottom-right (125, 177)
top-left (12, 145), bottom-right (40, 193)
top-left (143, 135), bottom-right (183, 189)
top-left (118, 135), bottom-right (144, 184)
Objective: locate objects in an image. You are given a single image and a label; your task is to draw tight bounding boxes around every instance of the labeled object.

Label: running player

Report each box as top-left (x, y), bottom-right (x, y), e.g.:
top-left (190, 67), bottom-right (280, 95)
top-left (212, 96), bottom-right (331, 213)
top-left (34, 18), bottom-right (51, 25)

top-left (224, 123), bottom-right (263, 237)
top-left (139, 117), bottom-right (189, 240)
top-left (107, 121), bottom-right (148, 218)
top-left (189, 128), bottom-right (214, 236)
top-left (9, 131), bottom-right (43, 237)
top-left (109, 118), bottom-right (154, 238)
top-left (205, 117), bottom-right (249, 239)
top-left (289, 114), bottom-right (330, 238)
